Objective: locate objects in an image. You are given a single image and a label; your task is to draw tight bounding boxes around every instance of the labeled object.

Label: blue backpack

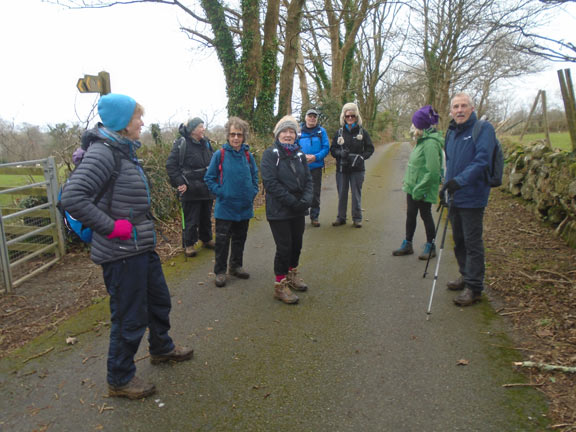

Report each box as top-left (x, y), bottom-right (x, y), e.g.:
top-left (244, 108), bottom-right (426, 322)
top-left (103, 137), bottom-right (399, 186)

top-left (58, 143), bottom-right (123, 243)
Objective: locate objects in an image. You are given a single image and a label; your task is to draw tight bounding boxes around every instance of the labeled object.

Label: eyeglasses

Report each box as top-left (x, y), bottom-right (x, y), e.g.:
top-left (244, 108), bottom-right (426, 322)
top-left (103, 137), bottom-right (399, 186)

top-left (345, 115), bottom-right (356, 119)
top-left (229, 132), bottom-right (244, 138)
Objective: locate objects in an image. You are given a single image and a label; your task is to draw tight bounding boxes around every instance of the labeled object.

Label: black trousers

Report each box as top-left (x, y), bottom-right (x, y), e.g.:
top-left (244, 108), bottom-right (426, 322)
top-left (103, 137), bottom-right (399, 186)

top-left (309, 167), bottom-right (323, 220)
top-left (405, 194), bottom-right (436, 243)
top-left (449, 207), bottom-right (485, 292)
top-left (181, 199), bottom-right (213, 247)
top-left (102, 251), bottom-right (174, 387)
top-left (268, 217), bottom-right (305, 276)
top-left (214, 219), bottom-right (250, 275)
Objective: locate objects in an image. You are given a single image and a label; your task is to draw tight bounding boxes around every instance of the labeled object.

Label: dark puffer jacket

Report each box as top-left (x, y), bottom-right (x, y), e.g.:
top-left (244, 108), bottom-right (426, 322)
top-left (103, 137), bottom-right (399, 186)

top-left (60, 126), bottom-right (155, 265)
top-left (260, 142), bottom-right (313, 221)
top-left (330, 124), bottom-right (374, 172)
top-left (165, 126), bottom-right (214, 201)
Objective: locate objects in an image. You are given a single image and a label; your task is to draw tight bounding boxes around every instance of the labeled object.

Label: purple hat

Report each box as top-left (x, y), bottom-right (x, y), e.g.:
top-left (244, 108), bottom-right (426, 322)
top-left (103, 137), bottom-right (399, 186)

top-left (412, 105), bottom-right (439, 130)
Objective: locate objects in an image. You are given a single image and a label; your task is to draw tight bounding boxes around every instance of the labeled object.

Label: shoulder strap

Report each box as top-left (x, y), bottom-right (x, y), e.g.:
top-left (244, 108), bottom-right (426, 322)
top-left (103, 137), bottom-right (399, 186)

top-left (94, 143), bottom-right (124, 209)
top-left (177, 137), bottom-right (187, 168)
top-left (472, 120), bottom-right (484, 143)
top-left (219, 148), bottom-right (225, 184)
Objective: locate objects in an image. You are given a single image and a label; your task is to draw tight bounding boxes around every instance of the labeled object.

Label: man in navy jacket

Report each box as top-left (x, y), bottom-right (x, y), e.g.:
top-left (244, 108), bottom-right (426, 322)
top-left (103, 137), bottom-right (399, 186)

top-left (298, 109), bottom-right (330, 227)
top-left (442, 92), bottom-right (498, 306)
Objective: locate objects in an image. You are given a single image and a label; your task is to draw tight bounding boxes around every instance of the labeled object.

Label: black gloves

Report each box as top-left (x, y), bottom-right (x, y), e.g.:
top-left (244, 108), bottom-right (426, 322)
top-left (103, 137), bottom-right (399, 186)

top-left (294, 199), bottom-right (310, 212)
top-left (439, 179), bottom-right (461, 206)
top-left (443, 179), bottom-right (461, 194)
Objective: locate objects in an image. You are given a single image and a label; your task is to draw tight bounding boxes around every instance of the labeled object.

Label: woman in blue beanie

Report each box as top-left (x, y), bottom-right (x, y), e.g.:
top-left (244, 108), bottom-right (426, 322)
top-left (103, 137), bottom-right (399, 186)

top-left (61, 93), bottom-right (193, 400)
top-left (393, 105), bottom-right (444, 259)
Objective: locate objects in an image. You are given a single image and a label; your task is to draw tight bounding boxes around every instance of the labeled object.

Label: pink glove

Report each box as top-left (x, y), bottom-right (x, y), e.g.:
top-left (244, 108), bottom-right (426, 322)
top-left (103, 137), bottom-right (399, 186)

top-left (107, 219), bottom-right (133, 240)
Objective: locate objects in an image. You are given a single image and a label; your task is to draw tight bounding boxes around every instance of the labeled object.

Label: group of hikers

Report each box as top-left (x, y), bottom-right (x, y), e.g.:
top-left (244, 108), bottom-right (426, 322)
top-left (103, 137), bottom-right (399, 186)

top-left (60, 91), bottom-right (499, 399)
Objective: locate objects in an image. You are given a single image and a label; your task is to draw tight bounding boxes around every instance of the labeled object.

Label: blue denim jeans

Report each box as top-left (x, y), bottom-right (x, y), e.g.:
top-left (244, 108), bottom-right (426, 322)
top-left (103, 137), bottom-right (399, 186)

top-left (102, 251), bottom-right (174, 387)
top-left (448, 207), bottom-right (485, 293)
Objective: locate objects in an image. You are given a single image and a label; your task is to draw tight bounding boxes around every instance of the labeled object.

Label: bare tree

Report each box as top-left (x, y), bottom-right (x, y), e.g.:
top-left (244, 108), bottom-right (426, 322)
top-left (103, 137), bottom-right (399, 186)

top-left (50, 0), bottom-right (305, 133)
top-left (408, 0), bottom-right (551, 127)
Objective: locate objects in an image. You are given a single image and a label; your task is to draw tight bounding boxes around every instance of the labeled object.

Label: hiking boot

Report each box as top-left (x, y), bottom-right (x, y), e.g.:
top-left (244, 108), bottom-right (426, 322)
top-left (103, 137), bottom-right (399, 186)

top-left (353, 221), bottom-right (362, 228)
top-left (392, 240), bottom-right (414, 256)
top-left (274, 279), bottom-right (299, 304)
top-left (418, 243), bottom-right (436, 260)
top-left (150, 345), bottom-right (194, 365)
top-left (453, 287), bottom-right (482, 306)
top-left (203, 240), bottom-right (216, 249)
top-left (108, 376), bottom-right (156, 400)
top-left (446, 276), bottom-right (465, 291)
top-left (287, 268), bottom-right (308, 292)
top-left (311, 219), bottom-right (320, 227)
top-left (185, 246), bottom-right (197, 257)
top-left (230, 267), bottom-right (250, 279)
top-left (215, 274), bottom-right (227, 287)
top-left (332, 219), bottom-right (346, 226)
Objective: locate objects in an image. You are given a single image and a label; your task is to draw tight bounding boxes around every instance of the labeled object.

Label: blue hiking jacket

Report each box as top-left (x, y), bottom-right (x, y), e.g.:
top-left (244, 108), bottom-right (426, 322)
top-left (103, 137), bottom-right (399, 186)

top-left (445, 112), bottom-right (496, 208)
top-left (204, 142), bottom-right (259, 221)
top-left (298, 124), bottom-right (330, 170)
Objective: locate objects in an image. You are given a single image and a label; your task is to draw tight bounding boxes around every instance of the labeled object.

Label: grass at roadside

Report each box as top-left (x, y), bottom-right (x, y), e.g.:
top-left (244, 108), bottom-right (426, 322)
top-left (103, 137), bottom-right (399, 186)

top-left (505, 132), bottom-right (572, 151)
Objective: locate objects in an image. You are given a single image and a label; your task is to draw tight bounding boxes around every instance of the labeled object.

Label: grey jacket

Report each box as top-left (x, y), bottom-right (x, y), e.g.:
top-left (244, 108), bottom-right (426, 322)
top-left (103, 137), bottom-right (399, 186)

top-left (60, 126), bottom-right (155, 264)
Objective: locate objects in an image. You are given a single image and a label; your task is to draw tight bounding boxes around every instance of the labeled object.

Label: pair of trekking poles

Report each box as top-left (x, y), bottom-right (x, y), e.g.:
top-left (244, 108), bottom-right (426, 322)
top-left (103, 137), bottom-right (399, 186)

top-left (423, 192), bottom-right (453, 321)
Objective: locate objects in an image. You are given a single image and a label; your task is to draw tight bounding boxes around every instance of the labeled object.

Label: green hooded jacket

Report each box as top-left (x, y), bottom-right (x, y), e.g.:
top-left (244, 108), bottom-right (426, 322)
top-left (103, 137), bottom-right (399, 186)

top-left (402, 128), bottom-right (444, 203)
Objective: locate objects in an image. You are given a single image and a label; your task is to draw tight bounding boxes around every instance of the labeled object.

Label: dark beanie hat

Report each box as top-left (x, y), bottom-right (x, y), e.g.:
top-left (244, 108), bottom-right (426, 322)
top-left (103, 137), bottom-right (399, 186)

top-left (186, 117), bottom-right (204, 134)
top-left (98, 94), bottom-right (136, 131)
top-left (412, 105), bottom-right (439, 130)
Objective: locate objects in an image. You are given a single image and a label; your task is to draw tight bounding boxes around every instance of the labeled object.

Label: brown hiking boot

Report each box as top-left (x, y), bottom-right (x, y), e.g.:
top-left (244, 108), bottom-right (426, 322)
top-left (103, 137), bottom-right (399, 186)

top-left (215, 274), bottom-right (227, 287)
top-left (274, 279), bottom-right (299, 304)
top-left (453, 287), bottom-right (482, 306)
top-left (230, 267), bottom-right (250, 279)
top-left (185, 246), bottom-right (197, 257)
top-left (287, 268), bottom-right (308, 292)
top-left (203, 240), bottom-right (216, 249)
top-left (332, 219), bottom-right (346, 226)
top-left (311, 219), bottom-right (320, 227)
top-left (446, 276), bottom-right (465, 291)
top-left (108, 376), bottom-right (156, 400)
top-left (150, 345), bottom-right (194, 365)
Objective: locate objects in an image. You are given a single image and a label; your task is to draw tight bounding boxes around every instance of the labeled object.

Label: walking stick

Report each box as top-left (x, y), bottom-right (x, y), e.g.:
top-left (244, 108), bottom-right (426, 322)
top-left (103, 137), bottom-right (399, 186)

top-left (422, 203), bottom-right (445, 278)
top-left (426, 196), bottom-right (453, 320)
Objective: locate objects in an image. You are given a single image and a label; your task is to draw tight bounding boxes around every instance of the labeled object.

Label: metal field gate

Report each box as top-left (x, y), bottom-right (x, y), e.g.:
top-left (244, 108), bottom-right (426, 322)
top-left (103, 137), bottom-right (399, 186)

top-left (0, 157), bottom-right (65, 293)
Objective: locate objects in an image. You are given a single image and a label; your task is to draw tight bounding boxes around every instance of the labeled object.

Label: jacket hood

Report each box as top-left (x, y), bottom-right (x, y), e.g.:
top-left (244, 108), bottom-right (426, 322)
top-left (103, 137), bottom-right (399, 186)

top-left (224, 142), bottom-right (250, 153)
top-left (80, 124), bottom-right (140, 156)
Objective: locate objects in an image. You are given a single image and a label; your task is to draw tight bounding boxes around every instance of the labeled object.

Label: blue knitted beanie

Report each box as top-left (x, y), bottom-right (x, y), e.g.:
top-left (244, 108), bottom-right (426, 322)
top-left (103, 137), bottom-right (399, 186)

top-left (98, 94), bottom-right (136, 131)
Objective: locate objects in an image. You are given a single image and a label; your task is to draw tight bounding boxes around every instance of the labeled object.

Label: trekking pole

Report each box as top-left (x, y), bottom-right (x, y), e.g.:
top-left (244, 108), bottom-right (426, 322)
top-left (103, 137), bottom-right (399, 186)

top-left (426, 195), bottom-right (453, 320)
top-left (422, 204), bottom-right (445, 278)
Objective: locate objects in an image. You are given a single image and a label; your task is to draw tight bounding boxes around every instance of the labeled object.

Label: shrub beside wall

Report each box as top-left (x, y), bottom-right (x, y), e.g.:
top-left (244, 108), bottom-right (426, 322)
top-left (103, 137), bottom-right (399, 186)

top-left (501, 138), bottom-right (576, 248)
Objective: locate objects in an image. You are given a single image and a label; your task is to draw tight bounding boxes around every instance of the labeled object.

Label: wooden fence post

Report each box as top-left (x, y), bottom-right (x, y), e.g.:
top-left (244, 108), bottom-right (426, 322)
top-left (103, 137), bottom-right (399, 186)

top-left (557, 69), bottom-right (576, 152)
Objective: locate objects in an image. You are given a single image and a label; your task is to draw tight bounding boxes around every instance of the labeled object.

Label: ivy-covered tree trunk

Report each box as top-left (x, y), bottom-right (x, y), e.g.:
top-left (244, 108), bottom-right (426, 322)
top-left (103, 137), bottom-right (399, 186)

top-left (277, 0), bottom-right (306, 118)
top-left (253, 0), bottom-right (281, 134)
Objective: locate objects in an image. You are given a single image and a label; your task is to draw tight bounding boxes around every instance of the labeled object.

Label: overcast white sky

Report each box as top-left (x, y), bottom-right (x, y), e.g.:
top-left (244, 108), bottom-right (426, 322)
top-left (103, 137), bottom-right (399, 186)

top-left (0, 0), bottom-right (227, 129)
top-left (0, 0), bottom-right (575, 130)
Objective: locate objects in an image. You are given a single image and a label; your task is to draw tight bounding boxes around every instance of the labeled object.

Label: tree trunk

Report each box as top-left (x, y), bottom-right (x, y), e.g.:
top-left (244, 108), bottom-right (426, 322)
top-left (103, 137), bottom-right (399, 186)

top-left (277, 0), bottom-right (306, 117)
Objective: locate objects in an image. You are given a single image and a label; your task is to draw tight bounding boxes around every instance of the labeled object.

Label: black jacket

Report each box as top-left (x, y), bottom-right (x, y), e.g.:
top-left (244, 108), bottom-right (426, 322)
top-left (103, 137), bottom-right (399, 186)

top-left (260, 142), bottom-right (313, 221)
top-left (330, 124), bottom-right (374, 172)
top-left (166, 130), bottom-right (214, 201)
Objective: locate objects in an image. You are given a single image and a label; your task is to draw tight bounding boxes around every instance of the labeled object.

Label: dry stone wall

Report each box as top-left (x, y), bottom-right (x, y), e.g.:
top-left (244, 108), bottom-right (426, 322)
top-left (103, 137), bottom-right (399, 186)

top-left (501, 139), bottom-right (576, 248)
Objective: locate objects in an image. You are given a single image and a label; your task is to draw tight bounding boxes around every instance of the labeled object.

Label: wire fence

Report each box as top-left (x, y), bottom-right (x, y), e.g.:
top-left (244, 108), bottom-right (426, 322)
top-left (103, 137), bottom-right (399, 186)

top-left (0, 157), bottom-right (65, 293)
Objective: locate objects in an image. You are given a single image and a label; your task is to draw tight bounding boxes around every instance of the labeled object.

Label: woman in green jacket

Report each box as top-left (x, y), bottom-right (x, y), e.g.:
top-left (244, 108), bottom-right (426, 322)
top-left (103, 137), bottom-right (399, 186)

top-left (393, 105), bottom-right (444, 259)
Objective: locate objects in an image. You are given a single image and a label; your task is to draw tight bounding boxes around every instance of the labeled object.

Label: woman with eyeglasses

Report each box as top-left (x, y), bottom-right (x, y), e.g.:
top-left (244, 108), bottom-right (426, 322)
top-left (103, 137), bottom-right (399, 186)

top-left (204, 117), bottom-right (259, 288)
top-left (330, 103), bottom-right (374, 228)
